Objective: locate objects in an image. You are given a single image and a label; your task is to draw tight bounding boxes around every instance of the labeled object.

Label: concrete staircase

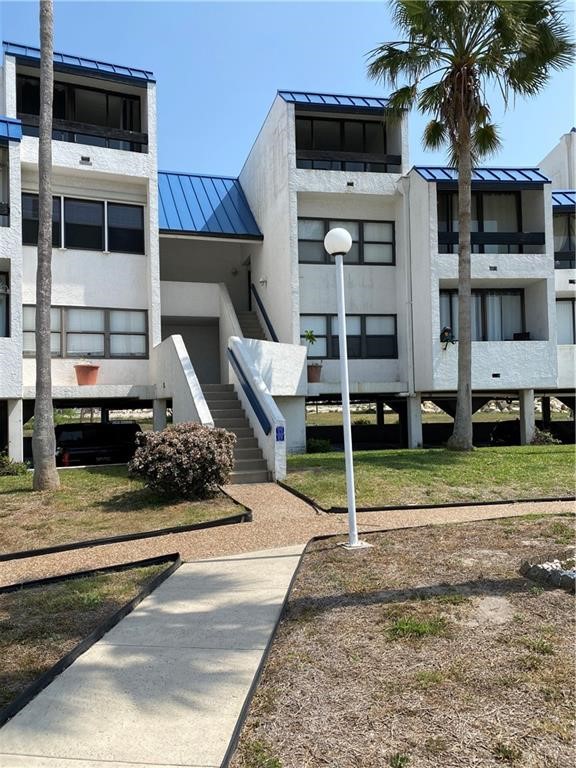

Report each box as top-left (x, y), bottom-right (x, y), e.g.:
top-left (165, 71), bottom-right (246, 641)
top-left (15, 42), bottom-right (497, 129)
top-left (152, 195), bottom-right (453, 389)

top-left (203, 384), bottom-right (270, 484)
top-left (237, 311), bottom-right (267, 340)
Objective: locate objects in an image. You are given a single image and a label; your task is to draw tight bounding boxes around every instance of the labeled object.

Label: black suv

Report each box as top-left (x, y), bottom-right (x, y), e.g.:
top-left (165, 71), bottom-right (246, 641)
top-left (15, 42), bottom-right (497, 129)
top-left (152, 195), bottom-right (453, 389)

top-left (55, 422), bottom-right (142, 466)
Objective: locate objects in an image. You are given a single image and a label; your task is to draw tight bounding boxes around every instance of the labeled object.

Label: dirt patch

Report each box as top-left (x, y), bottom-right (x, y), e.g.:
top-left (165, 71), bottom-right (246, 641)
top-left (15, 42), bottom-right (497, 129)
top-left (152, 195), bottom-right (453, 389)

top-left (231, 514), bottom-right (575, 768)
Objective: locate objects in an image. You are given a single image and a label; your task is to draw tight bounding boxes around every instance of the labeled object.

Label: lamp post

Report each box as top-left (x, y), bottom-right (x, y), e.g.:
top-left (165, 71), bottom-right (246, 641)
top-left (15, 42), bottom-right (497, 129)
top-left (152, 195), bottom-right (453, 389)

top-left (324, 228), bottom-right (370, 550)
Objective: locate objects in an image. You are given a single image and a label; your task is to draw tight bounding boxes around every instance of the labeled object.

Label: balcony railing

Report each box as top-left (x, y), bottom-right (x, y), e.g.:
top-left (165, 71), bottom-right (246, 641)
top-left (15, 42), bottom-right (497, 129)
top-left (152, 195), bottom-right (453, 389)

top-left (554, 251), bottom-right (576, 269)
top-left (438, 231), bottom-right (546, 254)
top-left (296, 150), bottom-right (402, 173)
top-left (19, 114), bottom-right (148, 153)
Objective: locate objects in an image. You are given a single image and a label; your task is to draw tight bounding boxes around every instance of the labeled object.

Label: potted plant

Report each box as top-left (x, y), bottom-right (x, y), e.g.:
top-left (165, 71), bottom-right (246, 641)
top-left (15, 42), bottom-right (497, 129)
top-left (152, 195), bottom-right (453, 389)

top-left (74, 359), bottom-right (100, 385)
top-left (303, 329), bottom-right (322, 383)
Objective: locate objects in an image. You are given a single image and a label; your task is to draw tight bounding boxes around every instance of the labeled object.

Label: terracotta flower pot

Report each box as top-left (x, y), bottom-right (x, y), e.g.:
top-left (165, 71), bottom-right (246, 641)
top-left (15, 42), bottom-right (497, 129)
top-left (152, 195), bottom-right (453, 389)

top-left (307, 363), bottom-right (322, 383)
top-left (74, 364), bottom-right (100, 385)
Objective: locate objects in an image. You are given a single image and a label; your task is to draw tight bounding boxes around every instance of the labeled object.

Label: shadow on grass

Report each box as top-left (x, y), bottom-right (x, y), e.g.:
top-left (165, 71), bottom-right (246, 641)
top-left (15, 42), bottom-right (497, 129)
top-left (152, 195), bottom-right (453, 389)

top-left (286, 575), bottom-right (542, 622)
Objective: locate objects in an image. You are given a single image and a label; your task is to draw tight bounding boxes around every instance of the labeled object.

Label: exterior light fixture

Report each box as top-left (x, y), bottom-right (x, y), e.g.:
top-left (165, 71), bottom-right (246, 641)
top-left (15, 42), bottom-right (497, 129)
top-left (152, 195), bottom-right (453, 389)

top-left (324, 227), bottom-right (370, 550)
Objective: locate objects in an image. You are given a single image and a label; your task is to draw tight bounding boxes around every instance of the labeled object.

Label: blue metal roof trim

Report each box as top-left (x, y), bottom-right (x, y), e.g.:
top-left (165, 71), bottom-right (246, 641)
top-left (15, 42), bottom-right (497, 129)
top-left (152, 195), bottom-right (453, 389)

top-left (413, 166), bottom-right (551, 184)
top-left (0, 116), bottom-right (22, 142)
top-left (3, 41), bottom-right (155, 82)
top-left (158, 172), bottom-right (262, 239)
top-left (552, 190), bottom-right (575, 208)
top-left (279, 90), bottom-right (389, 110)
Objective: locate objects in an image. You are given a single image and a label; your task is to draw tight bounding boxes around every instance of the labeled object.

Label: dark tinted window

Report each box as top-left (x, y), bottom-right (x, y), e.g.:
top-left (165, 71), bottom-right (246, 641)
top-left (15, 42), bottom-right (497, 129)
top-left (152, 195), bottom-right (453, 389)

top-left (295, 118), bottom-right (312, 149)
top-left (64, 199), bottom-right (104, 250)
top-left (107, 203), bottom-right (145, 253)
top-left (314, 120), bottom-right (341, 151)
top-left (22, 194), bottom-right (62, 247)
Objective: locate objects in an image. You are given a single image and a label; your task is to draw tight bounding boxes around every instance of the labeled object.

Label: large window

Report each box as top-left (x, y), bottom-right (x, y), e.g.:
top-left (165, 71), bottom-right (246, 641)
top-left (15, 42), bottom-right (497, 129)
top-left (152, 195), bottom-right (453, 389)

top-left (295, 116), bottom-right (398, 172)
top-left (557, 299), bottom-right (575, 344)
top-left (553, 213), bottom-right (575, 269)
top-left (440, 289), bottom-right (525, 341)
top-left (437, 191), bottom-right (523, 253)
top-left (22, 194), bottom-right (62, 247)
top-left (22, 306), bottom-right (147, 358)
top-left (22, 194), bottom-right (145, 254)
top-left (17, 75), bottom-right (143, 152)
top-left (298, 218), bottom-right (395, 264)
top-left (20, 75), bottom-right (133, 128)
top-left (300, 314), bottom-right (397, 358)
top-left (107, 203), bottom-right (145, 254)
top-left (64, 198), bottom-right (104, 251)
top-left (0, 273), bottom-right (8, 337)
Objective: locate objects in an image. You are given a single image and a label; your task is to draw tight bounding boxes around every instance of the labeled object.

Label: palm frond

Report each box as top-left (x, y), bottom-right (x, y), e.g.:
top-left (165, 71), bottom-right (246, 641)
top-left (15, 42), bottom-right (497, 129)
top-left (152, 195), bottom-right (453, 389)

top-left (472, 122), bottom-right (502, 160)
top-left (422, 119), bottom-right (447, 151)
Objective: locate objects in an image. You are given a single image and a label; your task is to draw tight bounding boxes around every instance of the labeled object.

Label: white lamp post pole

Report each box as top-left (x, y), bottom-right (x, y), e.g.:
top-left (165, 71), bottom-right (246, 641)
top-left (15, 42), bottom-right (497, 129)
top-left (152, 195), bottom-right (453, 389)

top-left (324, 228), bottom-right (370, 550)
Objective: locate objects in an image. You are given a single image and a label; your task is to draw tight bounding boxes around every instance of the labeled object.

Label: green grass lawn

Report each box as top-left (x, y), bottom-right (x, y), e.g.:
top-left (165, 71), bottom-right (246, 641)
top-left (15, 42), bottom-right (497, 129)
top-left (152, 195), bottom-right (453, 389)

top-left (286, 445), bottom-right (576, 508)
top-left (0, 466), bottom-right (242, 554)
top-left (0, 564), bottom-right (167, 711)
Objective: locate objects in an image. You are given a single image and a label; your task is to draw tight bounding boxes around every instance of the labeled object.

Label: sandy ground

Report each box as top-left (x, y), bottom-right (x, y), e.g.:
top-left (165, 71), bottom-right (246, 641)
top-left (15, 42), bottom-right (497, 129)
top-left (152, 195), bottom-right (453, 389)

top-left (1, 483), bottom-right (573, 588)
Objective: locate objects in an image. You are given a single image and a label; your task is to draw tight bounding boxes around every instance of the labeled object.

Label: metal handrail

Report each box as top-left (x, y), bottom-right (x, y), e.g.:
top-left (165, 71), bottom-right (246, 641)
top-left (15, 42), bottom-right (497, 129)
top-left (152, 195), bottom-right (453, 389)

top-left (250, 283), bottom-right (279, 342)
top-left (227, 347), bottom-right (271, 435)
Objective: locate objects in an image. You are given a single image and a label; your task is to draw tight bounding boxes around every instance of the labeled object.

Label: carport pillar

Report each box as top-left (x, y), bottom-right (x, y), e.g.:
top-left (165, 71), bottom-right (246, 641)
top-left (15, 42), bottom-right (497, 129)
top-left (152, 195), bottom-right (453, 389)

top-left (376, 400), bottom-right (385, 427)
top-left (7, 399), bottom-right (23, 462)
top-left (519, 389), bottom-right (536, 445)
top-left (541, 396), bottom-right (551, 428)
top-left (407, 394), bottom-right (423, 448)
top-left (153, 399), bottom-right (167, 431)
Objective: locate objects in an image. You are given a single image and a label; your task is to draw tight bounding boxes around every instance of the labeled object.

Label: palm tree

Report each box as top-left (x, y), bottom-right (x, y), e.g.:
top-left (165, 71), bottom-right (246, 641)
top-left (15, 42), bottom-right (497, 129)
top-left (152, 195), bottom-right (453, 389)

top-left (368, 0), bottom-right (574, 450)
top-left (32, 0), bottom-right (59, 489)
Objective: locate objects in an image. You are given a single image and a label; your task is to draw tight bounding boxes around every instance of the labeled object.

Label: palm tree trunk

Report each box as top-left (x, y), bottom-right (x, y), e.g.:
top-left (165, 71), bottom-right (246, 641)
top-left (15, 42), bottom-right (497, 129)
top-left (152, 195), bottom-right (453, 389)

top-left (447, 124), bottom-right (474, 451)
top-left (32, 0), bottom-right (60, 490)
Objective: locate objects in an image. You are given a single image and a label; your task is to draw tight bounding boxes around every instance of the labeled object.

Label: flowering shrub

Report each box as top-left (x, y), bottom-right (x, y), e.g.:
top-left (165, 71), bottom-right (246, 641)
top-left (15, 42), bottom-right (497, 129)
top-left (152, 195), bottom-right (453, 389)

top-left (128, 422), bottom-right (236, 498)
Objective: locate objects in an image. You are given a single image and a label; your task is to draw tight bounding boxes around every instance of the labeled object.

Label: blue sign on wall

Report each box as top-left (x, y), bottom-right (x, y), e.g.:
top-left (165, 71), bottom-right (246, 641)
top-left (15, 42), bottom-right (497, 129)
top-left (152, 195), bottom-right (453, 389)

top-left (276, 426), bottom-right (285, 442)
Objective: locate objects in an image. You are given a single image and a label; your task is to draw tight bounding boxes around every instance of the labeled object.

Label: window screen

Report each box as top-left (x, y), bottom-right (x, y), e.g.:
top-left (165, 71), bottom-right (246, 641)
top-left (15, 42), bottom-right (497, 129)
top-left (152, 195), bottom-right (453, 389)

top-left (107, 203), bottom-right (145, 254)
top-left (64, 198), bottom-right (104, 250)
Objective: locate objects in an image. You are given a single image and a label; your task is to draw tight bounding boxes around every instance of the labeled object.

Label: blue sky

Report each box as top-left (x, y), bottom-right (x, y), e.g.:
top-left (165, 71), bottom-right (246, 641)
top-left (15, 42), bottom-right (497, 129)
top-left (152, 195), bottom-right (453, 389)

top-left (1, 0), bottom-right (574, 176)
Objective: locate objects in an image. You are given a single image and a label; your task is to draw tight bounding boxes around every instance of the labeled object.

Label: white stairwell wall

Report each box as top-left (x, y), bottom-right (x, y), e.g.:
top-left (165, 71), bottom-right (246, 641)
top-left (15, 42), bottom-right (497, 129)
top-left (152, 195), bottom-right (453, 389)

top-left (150, 335), bottom-right (213, 426)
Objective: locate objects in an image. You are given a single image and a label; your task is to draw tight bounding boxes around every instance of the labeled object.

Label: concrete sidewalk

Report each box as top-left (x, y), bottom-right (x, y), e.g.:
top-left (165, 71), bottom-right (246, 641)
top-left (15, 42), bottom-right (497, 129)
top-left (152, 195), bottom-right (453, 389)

top-left (0, 545), bottom-right (304, 768)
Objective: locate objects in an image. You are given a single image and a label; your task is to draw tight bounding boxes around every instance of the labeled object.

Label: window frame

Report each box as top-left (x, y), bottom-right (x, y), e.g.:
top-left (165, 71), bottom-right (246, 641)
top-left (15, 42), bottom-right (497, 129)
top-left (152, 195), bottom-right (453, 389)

top-left (439, 288), bottom-right (526, 341)
top-left (298, 217), bottom-right (396, 266)
top-left (64, 197), bottom-right (105, 252)
top-left (22, 193), bottom-right (62, 247)
top-left (0, 272), bottom-right (9, 337)
top-left (556, 298), bottom-right (576, 344)
top-left (300, 313), bottom-right (398, 359)
top-left (553, 212), bottom-right (576, 269)
top-left (437, 190), bottom-right (523, 254)
top-left (22, 193), bottom-right (146, 255)
top-left (22, 305), bottom-right (149, 359)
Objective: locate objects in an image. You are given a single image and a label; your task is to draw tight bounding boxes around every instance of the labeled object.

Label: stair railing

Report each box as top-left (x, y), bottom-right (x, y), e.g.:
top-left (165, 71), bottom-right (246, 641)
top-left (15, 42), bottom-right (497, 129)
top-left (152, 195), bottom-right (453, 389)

top-left (250, 283), bottom-right (279, 342)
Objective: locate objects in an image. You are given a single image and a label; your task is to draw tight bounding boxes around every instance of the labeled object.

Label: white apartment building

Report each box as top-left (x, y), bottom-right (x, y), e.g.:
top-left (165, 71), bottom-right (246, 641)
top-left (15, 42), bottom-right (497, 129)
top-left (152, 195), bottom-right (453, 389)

top-left (0, 44), bottom-right (574, 481)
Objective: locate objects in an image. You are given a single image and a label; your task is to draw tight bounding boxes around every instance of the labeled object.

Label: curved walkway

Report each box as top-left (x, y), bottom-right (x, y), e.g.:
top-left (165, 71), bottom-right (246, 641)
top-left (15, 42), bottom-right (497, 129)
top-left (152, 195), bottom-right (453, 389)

top-left (1, 483), bottom-right (572, 588)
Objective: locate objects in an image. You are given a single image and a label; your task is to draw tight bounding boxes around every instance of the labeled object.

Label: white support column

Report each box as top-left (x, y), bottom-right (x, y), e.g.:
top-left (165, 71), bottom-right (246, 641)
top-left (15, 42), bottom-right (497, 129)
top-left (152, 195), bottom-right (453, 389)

top-left (7, 399), bottom-right (23, 461)
top-left (519, 389), bottom-right (536, 445)
top-left (407, 394), bottom-right (423, 448)
top-left (153, 399), bottom-right (167, 431)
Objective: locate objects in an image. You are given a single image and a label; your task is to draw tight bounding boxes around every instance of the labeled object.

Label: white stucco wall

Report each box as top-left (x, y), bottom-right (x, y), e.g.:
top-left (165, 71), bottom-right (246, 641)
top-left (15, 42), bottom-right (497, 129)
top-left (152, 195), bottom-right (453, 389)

top-left (557, 346), bottom-right (576, 388)
top-left (160, 280), bottom-right (220, 318)
top-left (539, 131), bottom-right (576, 189)
top-left (275, 395), bottom-right (306, 453)
top-left (0, 138), bottom-right (23, 398)
top-left (239, 96), bottom-right (296, 344)
top-left (241, 337), bottom-right (307, 396)
top-left (159, 237), bottom-right (250, 312)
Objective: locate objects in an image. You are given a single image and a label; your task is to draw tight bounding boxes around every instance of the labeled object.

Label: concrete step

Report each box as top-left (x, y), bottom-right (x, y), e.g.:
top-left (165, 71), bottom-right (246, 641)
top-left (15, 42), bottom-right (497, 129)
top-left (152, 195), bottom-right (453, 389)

top-left (211, 408), bottom-right (245, 420)
top-left (203, 384), bottom-right (234, 392)
top-left (234, 437), bottom-right (259, 450)
top-left (205, 399), bottom-right (243, 410)
top-left (213, 417), bottom-right (250, 430)
top-left (226, 427), bottom-right (254, 439)
top-left (234, 447), bottom-right (264, 460)
top-left (234, 458), bottom-right (268, 473)
top-left (229, 469), bottom-right (270, 484)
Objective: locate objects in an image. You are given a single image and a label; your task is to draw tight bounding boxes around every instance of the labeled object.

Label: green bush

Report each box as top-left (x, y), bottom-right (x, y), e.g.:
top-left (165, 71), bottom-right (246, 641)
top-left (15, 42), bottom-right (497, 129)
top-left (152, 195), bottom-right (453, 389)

top-left (306, 437), bottom-right (332, 454)
top-left (128, 422), bottom-right (236, 499)
top-left (0, 453), bottom-right (29, 476)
